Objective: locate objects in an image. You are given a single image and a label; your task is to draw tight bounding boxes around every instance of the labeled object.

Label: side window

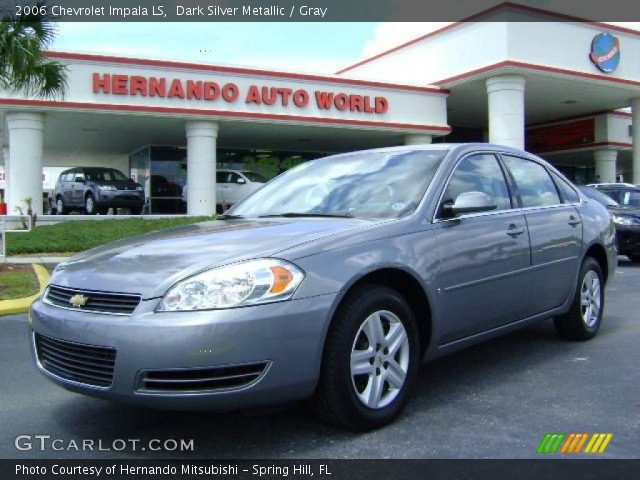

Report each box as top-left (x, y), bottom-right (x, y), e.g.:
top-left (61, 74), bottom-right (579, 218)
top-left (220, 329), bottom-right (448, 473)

top-left (228, 172), bottom-right (242, 184)
top-left (551, 171), bottom-right (580, 204)
top-left (502, 156), bottom-right (561, 208)
top-left (74, 170), bottom-right (85, 182)
top-left (63, 171), bottom-right (75, 182)
top-left (217, 172), bottom-right (230, 183)
top-left (440, 154), bottom-right (512, 215)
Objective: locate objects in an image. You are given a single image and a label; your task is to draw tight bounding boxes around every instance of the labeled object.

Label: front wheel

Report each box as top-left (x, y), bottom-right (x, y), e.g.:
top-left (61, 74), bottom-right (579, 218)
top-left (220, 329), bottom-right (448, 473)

top-left (554, 257), bottom-right (604, 341)
top-left (312, 285), bottom-right (419, 430)
top-left (85, 194), bottom-right (97, 215)
top-left (55, 198), bottom-right (65, 215)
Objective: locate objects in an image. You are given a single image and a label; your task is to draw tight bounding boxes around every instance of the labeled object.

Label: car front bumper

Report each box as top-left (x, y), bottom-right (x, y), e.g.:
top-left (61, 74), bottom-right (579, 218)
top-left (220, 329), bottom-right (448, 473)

top-left (615, 225), bottom-right (640, 256)
top-left (95, 190), bottom-right (144, 208)
top-left (29, 293), bottom-right (336, 410)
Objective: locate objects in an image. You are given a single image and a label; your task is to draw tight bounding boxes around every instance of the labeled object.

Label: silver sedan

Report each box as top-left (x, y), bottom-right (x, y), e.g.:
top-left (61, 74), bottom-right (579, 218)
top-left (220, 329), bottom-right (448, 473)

top-left (30, 143), bottom-right (616, 430)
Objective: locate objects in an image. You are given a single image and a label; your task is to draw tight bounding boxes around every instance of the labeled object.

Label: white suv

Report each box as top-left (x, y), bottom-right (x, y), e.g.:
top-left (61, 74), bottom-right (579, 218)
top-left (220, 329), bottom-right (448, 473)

top-left (182, 169), bottom-right (267, 209)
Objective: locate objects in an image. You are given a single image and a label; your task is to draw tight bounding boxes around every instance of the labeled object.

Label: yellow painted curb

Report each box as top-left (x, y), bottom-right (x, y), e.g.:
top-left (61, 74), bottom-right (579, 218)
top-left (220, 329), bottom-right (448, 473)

top-left (0, 264), bottom-right (50, 316)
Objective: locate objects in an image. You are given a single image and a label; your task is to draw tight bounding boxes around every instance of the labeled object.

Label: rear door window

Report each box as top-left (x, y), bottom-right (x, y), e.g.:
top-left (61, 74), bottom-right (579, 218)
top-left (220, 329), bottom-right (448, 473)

top-left (502, 156), bottom-right (560, 207)
top-left (551, 171), bottom-right (580, 204)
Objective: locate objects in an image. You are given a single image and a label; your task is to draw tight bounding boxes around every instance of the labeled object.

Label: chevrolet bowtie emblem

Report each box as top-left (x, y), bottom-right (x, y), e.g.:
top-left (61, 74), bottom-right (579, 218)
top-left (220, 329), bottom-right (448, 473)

top-left (69, 294), bottom-right (88, 308)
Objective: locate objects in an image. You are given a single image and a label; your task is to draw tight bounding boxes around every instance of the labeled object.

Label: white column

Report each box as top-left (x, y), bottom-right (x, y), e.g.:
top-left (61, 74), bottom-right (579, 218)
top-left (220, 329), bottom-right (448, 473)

top-left (594, 149), bottom-right (617, 183)
top-left (486, 75), bottom-right (526, 149)
top-left (404, 134), bottom-right (432, 145)
top-left (186, 120), bottom-right (218, 216)
top-left (6, 112), bottom-right (45, 215)
top-left (2, 146), bottom-right (9, 207)
top-left (632, 98), bottom-right (640, 184)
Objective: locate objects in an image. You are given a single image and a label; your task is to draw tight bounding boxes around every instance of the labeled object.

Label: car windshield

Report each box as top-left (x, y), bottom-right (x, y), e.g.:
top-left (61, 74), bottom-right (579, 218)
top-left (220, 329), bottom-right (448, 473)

top-left (242, 171), bottom-right (268, 183)
top-left (579, 186), bottom-right (620, 207)
top-left (84, 168), bottom-right (129, 182)
top-left (230, 149), bottom-right (447, 219)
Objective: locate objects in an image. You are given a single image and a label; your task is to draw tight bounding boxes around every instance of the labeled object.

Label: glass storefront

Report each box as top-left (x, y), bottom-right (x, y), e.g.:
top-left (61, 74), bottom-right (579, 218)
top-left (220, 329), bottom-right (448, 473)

top-left (130, 146), bottom-right (327, 214)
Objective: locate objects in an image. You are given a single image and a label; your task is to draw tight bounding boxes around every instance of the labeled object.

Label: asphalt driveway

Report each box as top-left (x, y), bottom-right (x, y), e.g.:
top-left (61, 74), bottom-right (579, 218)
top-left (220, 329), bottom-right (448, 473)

top-left (1, 260), bottom-right (639, 459)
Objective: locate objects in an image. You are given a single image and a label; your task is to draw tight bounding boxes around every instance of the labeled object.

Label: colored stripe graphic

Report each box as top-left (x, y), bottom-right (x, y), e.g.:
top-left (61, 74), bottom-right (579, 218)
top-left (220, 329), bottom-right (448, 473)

top-left (585, 433), bottom-right (613, 453)
top-left (542, 433), bottom-right (613, 454)
top-left (560, 433), bottom-right (589, 453)
top-left (537, 433), bottom-right (566, 453)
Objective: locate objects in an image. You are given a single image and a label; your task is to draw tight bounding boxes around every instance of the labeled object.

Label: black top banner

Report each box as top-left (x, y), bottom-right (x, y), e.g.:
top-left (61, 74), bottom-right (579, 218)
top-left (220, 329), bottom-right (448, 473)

top-left (2, 0), bottom-right (640, 22)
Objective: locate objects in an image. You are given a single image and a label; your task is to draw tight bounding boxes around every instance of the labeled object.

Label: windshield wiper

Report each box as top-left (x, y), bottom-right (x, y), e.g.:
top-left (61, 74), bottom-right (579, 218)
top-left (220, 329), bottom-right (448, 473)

top-left (258, 212), bottom-right (354, 219)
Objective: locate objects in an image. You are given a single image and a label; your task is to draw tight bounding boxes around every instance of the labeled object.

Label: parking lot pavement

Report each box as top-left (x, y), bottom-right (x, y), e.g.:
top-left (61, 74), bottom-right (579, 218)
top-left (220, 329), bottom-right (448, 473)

top-left (1, 260), bottom-right (639, 460)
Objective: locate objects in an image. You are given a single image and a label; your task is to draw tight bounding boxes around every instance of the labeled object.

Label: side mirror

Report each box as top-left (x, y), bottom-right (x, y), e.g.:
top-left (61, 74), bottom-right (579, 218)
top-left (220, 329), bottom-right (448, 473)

top-left (442, 191), bottom-right (497, 217)
top-left (236, 177), bottom-right (246, 184)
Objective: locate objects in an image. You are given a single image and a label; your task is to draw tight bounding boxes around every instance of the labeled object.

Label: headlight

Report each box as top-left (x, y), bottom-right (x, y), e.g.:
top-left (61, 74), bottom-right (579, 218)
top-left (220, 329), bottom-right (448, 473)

top-left (613, 215), bottom-right (638, 226)
top-left (156, 259), bottom-right (304, 312)
top-left (98, 185), bottom-right (116, 191)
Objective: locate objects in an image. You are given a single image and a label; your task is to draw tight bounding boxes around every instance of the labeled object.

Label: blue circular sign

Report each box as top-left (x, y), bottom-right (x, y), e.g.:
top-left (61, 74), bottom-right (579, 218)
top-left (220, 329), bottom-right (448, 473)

top-left (590, 32), bottom-right (620, 73)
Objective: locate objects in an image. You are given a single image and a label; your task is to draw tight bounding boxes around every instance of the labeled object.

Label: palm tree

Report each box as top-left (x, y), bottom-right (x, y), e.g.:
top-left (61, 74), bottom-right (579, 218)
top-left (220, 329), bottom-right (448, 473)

top-left (0, 1), bottom-right (67, 98)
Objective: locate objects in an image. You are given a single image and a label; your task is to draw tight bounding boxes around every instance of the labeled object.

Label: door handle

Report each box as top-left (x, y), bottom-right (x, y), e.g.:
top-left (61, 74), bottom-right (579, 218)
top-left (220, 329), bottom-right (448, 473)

top-left (568, 216), bottom-right (582, 226)
top-left (506, 225), bottom-right (526, 237)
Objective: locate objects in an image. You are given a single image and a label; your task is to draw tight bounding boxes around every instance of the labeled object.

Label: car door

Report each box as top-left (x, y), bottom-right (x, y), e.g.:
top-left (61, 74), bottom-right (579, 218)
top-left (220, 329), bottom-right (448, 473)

top-left (62, 170), bottom-right (76, 206)
top-left (71, 168), bottom-right (86, 206)
top-left (433, 153), bottom-right (532, 344)
top-left (216, 171), bottom-right (230, 204)
top-left (225, 172), bottom-right (248, 204)
top-left (501, 155), bottom-right (583, 315)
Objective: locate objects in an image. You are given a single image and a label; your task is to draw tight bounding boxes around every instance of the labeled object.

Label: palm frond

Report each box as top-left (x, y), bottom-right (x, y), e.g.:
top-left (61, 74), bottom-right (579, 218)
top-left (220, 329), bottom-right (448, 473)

top-left (0, 0), bottom-right (67, 98)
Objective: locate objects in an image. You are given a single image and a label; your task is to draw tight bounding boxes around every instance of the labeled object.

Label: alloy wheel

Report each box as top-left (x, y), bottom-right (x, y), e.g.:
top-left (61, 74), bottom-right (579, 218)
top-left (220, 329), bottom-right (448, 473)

top-left (580, 270), bottom-right (601, 328)
top-left (86, 196), bottom-right (95, 214)
top-left (56, 199), bottom-right (63, 215)
top-left (350, 310), bottom-right (410, 409)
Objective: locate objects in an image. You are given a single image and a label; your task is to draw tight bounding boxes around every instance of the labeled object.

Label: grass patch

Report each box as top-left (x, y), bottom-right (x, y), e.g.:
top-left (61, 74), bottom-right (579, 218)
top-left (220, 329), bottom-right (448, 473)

top-left (0, 265), bottom-right (39, 300)
top-left (6, 217), bottom-right (212, 256)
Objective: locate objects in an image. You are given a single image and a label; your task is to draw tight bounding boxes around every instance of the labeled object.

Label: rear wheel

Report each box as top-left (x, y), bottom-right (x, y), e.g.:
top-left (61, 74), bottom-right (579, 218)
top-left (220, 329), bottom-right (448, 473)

top-left (312, 285), bottom-right (419, 431)
top-left (554, 257), bottom-right (604, 341)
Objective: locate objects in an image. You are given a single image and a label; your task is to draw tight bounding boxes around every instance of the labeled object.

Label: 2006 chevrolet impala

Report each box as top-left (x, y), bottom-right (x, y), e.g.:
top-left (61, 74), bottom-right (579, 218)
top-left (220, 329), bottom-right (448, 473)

top-left (30, 144), bottom-right (616, 430)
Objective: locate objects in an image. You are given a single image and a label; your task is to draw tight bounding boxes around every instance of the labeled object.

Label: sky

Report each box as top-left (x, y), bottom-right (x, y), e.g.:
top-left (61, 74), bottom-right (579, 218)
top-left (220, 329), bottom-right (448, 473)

top-left (51, 22), bottom-right (448, 74)
top-left (52, 21), bottom-right (640, 75)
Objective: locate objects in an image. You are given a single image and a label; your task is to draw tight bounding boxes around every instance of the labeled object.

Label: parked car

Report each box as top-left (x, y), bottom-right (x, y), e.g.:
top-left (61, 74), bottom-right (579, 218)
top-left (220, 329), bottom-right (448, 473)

top-left (49, 167), bottom-right (144, 215)
top-left (578, 185), bottom-right (640, 263)
top-left (31, 144), bottom-right (616, 430)
top-left (181, 169), bottom-right (267, 210)
top-left (586, 183), bottom-right (640, 208)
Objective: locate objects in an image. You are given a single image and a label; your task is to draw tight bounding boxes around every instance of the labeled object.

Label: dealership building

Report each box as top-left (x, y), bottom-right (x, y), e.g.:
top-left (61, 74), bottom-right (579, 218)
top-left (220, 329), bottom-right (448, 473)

top-left (1, 3), bottom-right (640, 215)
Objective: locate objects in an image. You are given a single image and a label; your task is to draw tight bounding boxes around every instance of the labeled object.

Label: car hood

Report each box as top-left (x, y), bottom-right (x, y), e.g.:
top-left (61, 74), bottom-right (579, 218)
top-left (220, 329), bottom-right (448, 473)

top-left (609, 206), bottom-right (640, 216)
top-left (51, 217), bottom-right (372, 299)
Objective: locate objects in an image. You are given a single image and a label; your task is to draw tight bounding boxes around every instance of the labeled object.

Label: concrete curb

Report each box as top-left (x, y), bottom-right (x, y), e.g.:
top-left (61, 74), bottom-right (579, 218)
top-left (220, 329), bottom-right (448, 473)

top-left (0, 264), bottom-right (50, 315)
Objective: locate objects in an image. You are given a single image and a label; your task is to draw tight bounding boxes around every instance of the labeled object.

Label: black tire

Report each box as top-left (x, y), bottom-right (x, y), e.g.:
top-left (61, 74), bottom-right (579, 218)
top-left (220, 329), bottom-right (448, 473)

top-left (554, 257), bottom-right (604, 341)
top-left (55, 197), bottom-right (65, 215)
top-left (312, 285), bottom-right (420, 431)
top-left (627, 254), bottom-right (640, 264)
top-left (84, 194), bottom-right (97, 215)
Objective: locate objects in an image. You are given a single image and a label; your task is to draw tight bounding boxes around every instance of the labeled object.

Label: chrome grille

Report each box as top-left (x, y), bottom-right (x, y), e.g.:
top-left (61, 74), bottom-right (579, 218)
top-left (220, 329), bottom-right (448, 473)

top-left (35, 333), bottom-right (116, 387)
top-left (45, 285), bottom-right (141, 315)
top-left (137, 362), bottom-right (270, 393)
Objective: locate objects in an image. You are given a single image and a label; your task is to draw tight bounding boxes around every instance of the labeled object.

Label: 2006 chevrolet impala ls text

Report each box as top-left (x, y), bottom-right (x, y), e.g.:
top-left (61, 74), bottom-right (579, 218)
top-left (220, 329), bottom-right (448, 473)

top-left (29, 144), bottom-right (616, 430)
